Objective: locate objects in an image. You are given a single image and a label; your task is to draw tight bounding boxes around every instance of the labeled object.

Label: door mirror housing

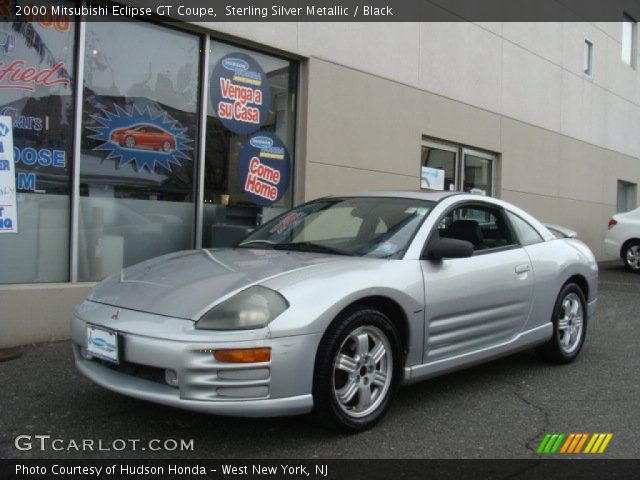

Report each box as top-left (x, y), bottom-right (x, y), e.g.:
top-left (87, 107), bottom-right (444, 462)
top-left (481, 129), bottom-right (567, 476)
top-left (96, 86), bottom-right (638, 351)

top-left (424, 237), bottom-right (474, 260)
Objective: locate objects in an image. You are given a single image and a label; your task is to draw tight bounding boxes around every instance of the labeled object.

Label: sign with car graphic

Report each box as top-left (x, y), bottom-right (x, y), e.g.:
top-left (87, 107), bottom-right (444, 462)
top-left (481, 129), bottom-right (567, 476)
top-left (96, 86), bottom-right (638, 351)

top-left (87, 104), bottom-right (193, 172)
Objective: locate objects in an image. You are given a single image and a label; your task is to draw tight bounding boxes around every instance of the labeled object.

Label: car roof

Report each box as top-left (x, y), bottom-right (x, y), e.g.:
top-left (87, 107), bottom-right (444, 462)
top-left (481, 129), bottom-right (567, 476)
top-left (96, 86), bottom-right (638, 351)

top-left (327, 190), bottom-right (458, 202)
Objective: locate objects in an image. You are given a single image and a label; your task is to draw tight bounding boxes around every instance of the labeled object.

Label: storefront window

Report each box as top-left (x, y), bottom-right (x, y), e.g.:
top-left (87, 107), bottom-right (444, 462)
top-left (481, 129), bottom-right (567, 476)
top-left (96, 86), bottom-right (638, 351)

top-left (463, 151), bottom-right (494, 196)
top-left (420, 140), bottom-right (497, 196)
top-left (79, 20), bottom-right (200, 281)
top-left (203, 40), bottom-right (296, 248)
top-left (0, 6), bottom-right (75, 283)
top-left (421, 142), bottom-right (457, 191)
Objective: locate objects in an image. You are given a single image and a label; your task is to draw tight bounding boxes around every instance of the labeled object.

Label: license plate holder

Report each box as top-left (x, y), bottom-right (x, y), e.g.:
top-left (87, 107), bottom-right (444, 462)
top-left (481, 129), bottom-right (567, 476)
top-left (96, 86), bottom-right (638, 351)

top-left (86, 325), bottom-right (120, 364)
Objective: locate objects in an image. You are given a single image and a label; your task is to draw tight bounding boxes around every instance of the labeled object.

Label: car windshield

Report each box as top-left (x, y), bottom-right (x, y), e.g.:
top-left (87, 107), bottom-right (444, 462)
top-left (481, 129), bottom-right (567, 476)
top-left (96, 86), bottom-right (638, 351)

top-left (238, 197), bottom-right (435, 258)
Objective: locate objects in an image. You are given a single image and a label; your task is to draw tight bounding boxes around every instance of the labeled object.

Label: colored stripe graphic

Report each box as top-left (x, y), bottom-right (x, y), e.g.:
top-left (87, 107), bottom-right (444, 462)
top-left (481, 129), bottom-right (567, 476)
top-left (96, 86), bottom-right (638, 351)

top-left (538, 433), bottom-right (613, 454)
top-left (585, 433), bottom-right (614, 453)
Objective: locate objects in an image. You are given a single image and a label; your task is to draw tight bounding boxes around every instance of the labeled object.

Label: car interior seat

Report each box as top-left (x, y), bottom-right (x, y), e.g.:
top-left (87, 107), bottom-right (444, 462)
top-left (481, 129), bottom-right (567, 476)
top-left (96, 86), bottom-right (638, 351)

top-left (444, 219), bottom-right (485, 250)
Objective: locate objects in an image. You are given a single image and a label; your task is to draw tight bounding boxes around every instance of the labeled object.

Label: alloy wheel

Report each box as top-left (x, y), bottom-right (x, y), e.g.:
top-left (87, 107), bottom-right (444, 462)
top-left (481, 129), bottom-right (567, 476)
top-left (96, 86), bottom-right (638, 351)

top-left (625, 244), bottom-right (640, 270)
top-left (557, 292), bottom-right (584, 355)
top-left (332, 325), bottom-right (393, 419)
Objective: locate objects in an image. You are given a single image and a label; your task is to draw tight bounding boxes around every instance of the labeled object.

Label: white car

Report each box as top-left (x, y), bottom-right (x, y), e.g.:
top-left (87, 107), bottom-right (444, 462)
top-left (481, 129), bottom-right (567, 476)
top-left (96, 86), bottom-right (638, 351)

top-left (604, 207), bottom-right (640, 272)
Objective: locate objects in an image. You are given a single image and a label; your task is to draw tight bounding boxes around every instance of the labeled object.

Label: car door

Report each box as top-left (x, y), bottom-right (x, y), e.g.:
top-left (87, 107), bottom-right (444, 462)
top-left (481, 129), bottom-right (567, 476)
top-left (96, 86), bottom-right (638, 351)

top-left (136, 126), bottom-right (151, 147)
top-left (420, 203), bottom-right (534, 362)
top-left (147, 126), bottom-right (163, 148)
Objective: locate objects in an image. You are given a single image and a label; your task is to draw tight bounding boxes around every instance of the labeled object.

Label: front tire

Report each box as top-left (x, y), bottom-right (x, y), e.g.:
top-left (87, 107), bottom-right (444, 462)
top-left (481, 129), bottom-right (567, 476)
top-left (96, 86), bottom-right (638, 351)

top-left (124, 135), bottom-right (136, 149)
top-left (312, 307), bottom-right (402, 432)
top-left (622, 241), bottom-right (640, 273)
top-left (535, 283), bottom-right (587, 364)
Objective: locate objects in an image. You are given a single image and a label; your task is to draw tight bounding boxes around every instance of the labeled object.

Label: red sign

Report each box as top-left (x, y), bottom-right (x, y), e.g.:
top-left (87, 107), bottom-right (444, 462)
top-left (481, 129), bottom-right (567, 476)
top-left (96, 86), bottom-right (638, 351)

top-left (0, 59), bottom-right (70, 91)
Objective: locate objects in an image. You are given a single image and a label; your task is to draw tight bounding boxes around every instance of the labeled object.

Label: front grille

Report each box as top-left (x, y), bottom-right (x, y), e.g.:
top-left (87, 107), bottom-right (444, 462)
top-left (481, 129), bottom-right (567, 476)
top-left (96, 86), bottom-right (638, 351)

top-left (101, 359), bottom-right (166, 385)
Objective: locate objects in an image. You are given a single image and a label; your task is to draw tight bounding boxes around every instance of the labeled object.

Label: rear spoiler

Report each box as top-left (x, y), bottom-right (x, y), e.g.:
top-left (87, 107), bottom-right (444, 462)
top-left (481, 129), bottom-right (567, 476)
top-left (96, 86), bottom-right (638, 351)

top-left (544, 224), bottom-right (578, 239)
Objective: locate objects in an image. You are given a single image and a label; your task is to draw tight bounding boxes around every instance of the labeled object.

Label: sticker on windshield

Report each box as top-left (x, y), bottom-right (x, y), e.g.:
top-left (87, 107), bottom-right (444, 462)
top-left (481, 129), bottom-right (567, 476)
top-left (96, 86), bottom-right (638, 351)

top-left (269, 211), bottom-right (305, 235)
top-left (374, 241), bottom-right (398, 256)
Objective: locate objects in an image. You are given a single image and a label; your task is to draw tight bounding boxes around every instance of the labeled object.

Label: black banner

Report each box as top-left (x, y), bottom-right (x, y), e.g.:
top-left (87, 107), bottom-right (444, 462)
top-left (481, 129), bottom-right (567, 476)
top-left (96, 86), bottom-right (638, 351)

top-left (2, 460), bottom-right (640, 480)
top-left (5, 0), bottom-right (640, 22)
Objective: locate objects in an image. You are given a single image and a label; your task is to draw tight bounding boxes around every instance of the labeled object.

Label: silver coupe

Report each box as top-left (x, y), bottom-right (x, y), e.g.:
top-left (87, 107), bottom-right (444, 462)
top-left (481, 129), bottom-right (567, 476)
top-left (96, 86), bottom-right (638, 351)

top-left (72, 191), bottom-right (598, 431)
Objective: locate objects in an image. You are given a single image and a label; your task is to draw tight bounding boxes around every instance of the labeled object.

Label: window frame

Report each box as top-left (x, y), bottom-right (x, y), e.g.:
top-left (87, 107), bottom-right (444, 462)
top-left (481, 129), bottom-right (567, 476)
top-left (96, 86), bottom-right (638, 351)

top-left (420, 138), bottom-right (498, 197)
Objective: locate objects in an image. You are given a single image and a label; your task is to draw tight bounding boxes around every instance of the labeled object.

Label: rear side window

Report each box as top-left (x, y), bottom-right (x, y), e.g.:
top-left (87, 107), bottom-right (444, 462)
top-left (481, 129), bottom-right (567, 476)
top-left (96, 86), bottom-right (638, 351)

top-left (506, 211), bottom-right (544, 246)
top-left (438, 205), bottom-right (516, 251)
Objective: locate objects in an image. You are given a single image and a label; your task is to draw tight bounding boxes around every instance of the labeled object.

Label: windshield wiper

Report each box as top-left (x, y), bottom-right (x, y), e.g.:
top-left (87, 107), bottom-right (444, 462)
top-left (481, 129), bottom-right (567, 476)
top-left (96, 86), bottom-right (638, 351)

top-left (236, 240), bottom-right (275, 249)
top-left (273, 242), bottom-right (352, 256)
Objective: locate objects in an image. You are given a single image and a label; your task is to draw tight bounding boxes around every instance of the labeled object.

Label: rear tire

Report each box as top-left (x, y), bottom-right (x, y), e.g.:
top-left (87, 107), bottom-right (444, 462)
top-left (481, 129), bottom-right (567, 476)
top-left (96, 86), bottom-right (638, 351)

top-left (622, 241), bottom-right (640, 273)
top-left (312, 306), bottom-right (402, 432)
top-left (535, 283), bottom-right (587, 364)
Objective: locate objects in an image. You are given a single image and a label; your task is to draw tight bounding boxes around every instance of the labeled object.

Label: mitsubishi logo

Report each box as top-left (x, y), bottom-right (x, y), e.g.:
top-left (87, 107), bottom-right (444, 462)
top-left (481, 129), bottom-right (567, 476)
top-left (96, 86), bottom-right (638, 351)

top-left (111, 310), bottom-right (121, 320)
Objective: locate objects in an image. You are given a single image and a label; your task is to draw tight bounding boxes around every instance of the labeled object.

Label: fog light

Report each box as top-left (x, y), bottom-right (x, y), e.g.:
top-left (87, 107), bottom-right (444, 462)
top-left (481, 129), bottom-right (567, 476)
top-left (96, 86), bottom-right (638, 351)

top-left (165, 369), bottom-right (179, 387)
top-left (214, 348), bottom-right (271, 363)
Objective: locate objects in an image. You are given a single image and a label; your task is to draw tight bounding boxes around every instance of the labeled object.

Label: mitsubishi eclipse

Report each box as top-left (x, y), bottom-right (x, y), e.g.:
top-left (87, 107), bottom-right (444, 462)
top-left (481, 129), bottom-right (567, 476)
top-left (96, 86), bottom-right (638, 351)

top-left (72, 191), bottom-right (598, 431)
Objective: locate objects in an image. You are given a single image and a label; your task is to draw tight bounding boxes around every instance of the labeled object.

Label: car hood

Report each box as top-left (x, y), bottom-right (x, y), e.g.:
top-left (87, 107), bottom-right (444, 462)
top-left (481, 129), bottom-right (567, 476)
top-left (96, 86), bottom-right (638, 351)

top-left (88, 248), bottom-right (342, 320)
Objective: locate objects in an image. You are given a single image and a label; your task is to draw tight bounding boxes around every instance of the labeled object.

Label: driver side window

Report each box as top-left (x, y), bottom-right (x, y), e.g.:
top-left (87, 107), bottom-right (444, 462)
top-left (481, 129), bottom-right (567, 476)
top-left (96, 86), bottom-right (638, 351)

top-left (439, 205), bottom-right (516, 252)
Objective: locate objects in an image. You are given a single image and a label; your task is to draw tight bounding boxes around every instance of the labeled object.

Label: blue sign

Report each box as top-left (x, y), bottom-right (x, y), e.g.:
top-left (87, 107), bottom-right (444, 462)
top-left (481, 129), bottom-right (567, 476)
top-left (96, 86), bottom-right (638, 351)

top-left (210, 53), bottom-right (271, 135)
top-left (87, 105), bottom-right (193, 172)
top-left (238, 132), bottom-right (290, 206)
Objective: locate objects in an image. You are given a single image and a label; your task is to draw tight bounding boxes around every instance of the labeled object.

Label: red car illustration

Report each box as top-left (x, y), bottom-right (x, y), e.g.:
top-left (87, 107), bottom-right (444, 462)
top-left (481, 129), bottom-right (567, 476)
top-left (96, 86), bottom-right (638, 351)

top-left (110, 124), bottom-right (176, 153)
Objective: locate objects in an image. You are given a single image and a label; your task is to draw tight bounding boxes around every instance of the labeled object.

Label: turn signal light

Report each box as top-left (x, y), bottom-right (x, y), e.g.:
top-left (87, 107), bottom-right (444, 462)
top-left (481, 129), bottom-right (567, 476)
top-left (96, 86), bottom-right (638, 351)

top-left (608, 218), bottom-right (617, 230)
top-left (214, 347), bottom-right (271, 363)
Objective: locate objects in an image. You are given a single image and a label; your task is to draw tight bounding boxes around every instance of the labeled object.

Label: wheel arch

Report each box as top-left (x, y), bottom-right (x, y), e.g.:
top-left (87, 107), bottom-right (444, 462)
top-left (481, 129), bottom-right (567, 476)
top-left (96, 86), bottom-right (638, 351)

top-left (329, 295), bottom-right (411, 362)
top-left (564, 274), bottom-right (589, 305)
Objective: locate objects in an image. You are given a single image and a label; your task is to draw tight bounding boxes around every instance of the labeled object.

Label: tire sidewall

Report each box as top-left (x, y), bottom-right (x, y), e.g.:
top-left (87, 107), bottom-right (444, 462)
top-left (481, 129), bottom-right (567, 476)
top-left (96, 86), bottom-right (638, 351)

top-left (623, 241), bottom-right (640, 273)
top-left (552, 283), bottom-right (587, 361)
top-left (313, 307), bottom-right (402, 431)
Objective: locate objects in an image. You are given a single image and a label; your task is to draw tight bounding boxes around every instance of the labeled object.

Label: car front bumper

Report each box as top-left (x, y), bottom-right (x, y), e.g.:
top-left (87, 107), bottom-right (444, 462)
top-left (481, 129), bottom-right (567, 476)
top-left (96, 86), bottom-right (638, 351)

top-left (71, 305), bottom-right (319, 417)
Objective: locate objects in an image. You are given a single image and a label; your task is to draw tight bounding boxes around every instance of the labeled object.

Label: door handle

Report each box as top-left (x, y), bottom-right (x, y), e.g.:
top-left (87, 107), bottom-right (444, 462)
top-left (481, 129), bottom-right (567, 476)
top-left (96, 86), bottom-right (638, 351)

top-left (515, 264), bottom-right (531, 274)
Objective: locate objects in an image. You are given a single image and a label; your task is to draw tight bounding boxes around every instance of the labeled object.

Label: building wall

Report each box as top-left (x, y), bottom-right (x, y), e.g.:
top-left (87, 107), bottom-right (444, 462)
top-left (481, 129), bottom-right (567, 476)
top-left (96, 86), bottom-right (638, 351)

top-left (301, 56), bottom-right (638, 259)
top-left (204, 21), bottom-right (640, 256)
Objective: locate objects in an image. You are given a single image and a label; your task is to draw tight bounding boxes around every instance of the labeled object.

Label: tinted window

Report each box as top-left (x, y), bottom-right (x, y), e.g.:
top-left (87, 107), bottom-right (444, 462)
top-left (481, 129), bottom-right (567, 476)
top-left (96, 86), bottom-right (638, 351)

top-left (506, 211), bottom-right (544, 246)
top-left (439, 205), bottom-right (516, 251)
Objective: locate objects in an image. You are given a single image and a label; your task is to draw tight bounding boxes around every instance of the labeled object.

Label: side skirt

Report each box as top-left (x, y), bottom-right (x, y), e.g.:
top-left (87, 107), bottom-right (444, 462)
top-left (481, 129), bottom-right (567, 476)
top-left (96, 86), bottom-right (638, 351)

top-left (402, 323), bottom-right (553, 384)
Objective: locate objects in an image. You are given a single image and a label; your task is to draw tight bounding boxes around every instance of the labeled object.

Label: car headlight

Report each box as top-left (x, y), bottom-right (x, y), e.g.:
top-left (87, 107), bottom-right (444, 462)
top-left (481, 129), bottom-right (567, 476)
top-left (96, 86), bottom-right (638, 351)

top-left (195, 286), bottom-right (288, 330)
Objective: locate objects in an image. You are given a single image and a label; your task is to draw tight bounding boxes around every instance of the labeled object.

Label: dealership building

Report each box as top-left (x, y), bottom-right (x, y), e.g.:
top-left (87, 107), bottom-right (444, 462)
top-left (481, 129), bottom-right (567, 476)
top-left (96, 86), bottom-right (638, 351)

top-left (1, 7), bottom-right (640, 347)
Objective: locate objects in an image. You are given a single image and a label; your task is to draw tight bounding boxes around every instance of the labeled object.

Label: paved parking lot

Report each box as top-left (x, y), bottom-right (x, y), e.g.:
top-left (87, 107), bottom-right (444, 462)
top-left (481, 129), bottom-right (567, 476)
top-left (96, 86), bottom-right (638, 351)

top-left (1, 262), bottom-right (639, 459)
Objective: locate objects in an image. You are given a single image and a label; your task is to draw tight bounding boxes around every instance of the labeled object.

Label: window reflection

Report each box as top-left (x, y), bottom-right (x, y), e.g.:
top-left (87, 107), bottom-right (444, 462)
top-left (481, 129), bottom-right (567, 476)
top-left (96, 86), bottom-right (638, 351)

top-left (78, 21), bottom-right (200, 281)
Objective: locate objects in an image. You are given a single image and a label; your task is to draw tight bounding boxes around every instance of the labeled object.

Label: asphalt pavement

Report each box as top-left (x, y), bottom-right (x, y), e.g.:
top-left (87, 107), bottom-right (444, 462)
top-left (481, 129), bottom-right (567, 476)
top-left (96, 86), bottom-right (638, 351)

top-left (1, 262), bottom-right (639, 459)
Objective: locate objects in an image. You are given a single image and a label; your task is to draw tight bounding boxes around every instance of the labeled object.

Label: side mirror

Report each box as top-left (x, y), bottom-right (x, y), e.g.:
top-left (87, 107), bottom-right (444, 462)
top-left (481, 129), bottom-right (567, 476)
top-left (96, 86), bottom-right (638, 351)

top-left (424, 237), bottom-right (474, 260)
